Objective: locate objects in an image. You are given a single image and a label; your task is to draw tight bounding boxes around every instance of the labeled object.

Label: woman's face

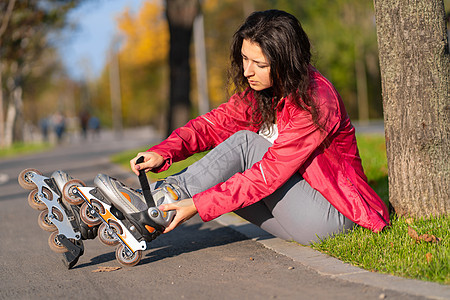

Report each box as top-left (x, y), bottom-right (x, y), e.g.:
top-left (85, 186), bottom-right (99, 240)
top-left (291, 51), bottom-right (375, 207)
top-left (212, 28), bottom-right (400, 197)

top-left (241, 39), bottom-right (272, 91)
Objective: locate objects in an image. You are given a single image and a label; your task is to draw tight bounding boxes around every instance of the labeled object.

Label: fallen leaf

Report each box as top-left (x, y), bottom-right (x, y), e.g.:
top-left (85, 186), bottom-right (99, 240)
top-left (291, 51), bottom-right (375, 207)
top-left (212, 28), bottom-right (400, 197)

top-left (426, 253), bottom-right (432, 263)
top-left (405, 218), bottom-right (414, 225)
top-left (408, 226), bottom-right (419, 240)
top-left (92, 266), bottom-right (121, 273)
top-left (420, 234), bottom-right (441, 243)
top-left (408, 226), bottom-right (441, 243)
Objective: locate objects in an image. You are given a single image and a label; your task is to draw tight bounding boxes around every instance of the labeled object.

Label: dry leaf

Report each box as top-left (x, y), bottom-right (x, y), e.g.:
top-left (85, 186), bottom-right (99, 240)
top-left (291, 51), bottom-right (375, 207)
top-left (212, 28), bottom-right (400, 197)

top-left (92, 266), bottom-right (121, 273)
top-left (405, 218), bottom-right (414, 225)
top-left (407, 226), bottom-right (441, 243)
top-left (419, 233), bottom-right (440, 243)
top-left (426, 253), bottom-right (433, 263)
top-left (408, 226), bottom-right (419, 240)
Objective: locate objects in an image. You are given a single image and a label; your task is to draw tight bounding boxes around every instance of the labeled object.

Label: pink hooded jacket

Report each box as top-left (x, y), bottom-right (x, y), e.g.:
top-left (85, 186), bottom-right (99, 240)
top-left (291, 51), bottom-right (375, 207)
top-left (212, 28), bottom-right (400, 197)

top-left (148, 68), bottom-right (390, 232)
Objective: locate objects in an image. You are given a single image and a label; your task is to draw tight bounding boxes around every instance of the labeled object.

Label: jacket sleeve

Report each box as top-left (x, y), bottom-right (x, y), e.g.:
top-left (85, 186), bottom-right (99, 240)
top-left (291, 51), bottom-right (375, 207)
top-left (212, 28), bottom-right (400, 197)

top-left (148, 93), bottom-right (259, 172)
top-left (193, 97), bottom-right (340, 222)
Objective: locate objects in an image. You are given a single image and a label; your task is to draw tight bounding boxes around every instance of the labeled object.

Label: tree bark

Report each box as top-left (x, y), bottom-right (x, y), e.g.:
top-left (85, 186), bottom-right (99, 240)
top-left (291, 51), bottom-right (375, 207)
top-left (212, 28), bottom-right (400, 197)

top-left (165, 0), bottom-right (199, 136)
top-left (0, 63), bottom-right (5, 148)
top-left (0, 0), bottom-right (17, 148)
top-left (373, 0), bottom-right (449, 217)
top-left (4, 84), bottom-right (23, 147)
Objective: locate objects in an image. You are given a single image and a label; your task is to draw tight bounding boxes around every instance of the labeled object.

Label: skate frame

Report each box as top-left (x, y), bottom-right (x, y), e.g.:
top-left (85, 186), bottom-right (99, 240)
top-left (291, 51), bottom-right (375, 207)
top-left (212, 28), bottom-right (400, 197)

top-left (74, 186), bottom-right (147, 256)
top-left (27, 173), bottom-right (81, 240)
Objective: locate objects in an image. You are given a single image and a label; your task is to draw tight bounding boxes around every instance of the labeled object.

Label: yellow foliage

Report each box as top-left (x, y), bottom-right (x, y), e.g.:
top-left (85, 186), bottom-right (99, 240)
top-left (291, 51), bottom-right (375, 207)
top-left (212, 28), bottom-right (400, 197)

top-left (117, 0), bottom-right (168, 66)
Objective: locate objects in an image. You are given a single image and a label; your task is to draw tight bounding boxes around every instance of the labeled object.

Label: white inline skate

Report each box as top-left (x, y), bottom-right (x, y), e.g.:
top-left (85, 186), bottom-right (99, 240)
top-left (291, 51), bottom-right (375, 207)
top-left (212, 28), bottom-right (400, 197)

top-left (18, 169), bottom-right (97, 269)
top-left (64, 157), bottom-right (180, 267)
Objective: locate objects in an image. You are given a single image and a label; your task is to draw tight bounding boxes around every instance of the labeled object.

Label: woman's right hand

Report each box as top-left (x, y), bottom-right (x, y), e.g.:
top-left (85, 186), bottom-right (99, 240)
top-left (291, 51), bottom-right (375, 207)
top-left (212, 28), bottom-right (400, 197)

top-left (130, 152), bottom-right (164, 175)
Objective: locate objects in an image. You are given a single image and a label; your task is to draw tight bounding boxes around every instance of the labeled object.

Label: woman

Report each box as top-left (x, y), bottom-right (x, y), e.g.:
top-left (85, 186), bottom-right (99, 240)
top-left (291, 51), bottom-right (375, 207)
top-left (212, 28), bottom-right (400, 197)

top-left (129, 9), bottom-right (389, 245)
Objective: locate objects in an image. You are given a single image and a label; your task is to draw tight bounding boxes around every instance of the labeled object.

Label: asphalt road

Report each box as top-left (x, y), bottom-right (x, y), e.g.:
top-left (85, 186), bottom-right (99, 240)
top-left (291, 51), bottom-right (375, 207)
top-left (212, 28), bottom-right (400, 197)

top-left (0, 127), bottom-right (424, 299)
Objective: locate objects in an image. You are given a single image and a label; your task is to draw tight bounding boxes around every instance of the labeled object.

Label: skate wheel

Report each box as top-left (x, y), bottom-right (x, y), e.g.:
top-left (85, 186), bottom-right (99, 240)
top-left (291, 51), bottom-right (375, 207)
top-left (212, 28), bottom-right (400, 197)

top-left (38, 208), bottom-right (64, 232)
top-left (80, 201), bottom-right (103, 226)
top-left (98, 222), bottom-right (122, 246)
top-left (115, 244), bottom-right (142, 267)
top-left (48, 231), bottom-right (68, 253)
top-left (27, 189), bottom-right (47, 211)
top-left (18, 168), bottom-right (42, 190)
top-left (62, 179), bottom-right (86, 205)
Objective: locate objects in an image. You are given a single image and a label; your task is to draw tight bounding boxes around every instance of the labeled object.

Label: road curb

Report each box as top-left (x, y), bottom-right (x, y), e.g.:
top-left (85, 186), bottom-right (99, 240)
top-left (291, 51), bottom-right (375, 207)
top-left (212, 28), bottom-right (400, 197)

top-left (215, 213), bottom-right (450, 300)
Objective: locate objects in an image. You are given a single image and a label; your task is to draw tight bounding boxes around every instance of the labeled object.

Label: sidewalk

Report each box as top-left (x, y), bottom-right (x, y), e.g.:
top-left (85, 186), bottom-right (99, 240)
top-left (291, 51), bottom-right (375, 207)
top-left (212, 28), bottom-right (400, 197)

top-left (214, 213), bottom-right (450, 300)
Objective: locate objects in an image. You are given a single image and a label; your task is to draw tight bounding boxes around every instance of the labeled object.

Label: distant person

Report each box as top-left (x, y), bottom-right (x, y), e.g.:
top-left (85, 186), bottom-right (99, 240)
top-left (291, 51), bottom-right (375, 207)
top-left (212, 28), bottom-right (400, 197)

top-left (52, 111), bottom-right (66, 143)
top-left (79, 110), bottom-right (90, 140)
top-left (109, 10), bottom-right (389, 245)
top-left (39, 117), bottom-right (49, 142)
top-left (88, 116), bottom-right (101, 138)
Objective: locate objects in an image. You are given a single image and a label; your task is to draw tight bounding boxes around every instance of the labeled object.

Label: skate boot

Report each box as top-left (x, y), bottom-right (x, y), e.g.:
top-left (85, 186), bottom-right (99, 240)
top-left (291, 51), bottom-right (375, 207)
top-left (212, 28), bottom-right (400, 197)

top-left (68, 167), bottom-right (181, 267)
top-left (18, 169), bottom-right (91, 269)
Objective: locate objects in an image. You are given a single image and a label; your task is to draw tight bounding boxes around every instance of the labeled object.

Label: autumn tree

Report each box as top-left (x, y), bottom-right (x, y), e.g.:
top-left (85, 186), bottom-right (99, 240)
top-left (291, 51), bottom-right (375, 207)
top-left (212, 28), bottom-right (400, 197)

top-left (165, 0), bottom-right (199, 136)
top-left (0, 0), bottom-right (82, 147)
top-left (114, 0), bottom-right (199, 134)
top-left (115, 0), bottom-right (169, 128)
top-left (373, 0), bottom-right (449, 217)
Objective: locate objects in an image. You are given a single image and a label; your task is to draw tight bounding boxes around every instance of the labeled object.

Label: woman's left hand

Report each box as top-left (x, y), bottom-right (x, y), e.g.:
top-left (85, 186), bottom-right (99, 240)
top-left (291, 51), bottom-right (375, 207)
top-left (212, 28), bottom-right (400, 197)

top-left (159, 198), bottom-right (198, 233)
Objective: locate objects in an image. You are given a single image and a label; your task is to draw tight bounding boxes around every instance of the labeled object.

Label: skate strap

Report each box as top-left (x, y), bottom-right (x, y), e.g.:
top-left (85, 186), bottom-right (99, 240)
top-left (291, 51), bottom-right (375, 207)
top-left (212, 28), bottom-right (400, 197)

top-left (136, 156), bottom-right (156, 207)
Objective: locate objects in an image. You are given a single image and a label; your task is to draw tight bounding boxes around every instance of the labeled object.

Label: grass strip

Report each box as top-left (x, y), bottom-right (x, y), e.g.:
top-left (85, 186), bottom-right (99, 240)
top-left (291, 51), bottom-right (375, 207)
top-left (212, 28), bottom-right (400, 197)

top-left (110, 148), bottom-right (209, 182)
top-left (0, 142), bottom-right (52, 159)
top-left (311, 214), bottom-right (449, 284)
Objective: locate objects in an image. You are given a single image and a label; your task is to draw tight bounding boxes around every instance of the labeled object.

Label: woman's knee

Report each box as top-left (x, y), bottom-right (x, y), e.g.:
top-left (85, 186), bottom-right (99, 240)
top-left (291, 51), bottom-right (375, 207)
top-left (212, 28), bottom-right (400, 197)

top-left (228, 130), bottom-right (259, 143)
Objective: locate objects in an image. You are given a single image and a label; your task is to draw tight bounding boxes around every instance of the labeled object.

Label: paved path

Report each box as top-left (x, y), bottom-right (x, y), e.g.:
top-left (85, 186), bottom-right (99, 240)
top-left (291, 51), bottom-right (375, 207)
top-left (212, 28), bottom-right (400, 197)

top-left (0, 127), bottom-right (448, 299)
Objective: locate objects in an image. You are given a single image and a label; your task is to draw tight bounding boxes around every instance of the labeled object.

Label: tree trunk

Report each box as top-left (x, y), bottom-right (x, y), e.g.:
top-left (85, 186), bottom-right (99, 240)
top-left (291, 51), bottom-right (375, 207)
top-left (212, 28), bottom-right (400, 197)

top-left (373, 0), bottom-right (449, 217)
top-left (4, 84), bottom-right (22, 147)
top-left (0, 62), bottom-right (5, 149)
top-left (0, 0), bottom-right (17, 149)
top-left (165, 0), bottom-right (199, 137)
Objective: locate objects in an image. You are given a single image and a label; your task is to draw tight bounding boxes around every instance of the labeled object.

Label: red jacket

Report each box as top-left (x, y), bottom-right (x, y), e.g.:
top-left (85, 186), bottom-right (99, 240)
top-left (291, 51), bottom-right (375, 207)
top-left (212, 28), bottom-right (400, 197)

top-left (149, 68), bottom-right (390, 232)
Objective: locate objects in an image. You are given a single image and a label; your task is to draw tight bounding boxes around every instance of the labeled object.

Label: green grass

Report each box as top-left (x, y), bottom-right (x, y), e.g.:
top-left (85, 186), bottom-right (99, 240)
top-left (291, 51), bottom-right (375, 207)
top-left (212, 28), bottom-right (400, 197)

top-left (110, 148), bottom-right (209, 182)
top-left (311, 214), bottom-right (449, 284)
top-left (111, 135), bottom-right (449, 284)
top-left (357, 134), bottom-right (389, 204)
top-left (0, 142), bottom-right (52, 158)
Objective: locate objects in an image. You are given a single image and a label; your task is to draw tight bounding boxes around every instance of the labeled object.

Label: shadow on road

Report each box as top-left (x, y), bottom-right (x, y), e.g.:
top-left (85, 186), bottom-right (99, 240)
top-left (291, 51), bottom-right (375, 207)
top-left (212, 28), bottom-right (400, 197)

top-left (73, 218), bottom-right (249, 269)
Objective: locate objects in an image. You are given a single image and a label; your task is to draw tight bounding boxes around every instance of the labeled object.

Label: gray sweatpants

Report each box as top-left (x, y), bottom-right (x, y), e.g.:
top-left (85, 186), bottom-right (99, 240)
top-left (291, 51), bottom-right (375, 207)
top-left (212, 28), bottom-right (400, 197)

top-left (164, 130), bottom-right (354, 245)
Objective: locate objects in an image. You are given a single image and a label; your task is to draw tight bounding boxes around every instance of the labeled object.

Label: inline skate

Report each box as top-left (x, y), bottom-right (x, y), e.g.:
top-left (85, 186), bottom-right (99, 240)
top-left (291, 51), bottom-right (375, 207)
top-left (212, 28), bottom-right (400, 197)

top-left (18, 169), bottom-right (96, 269)
top-left (64, 157), bottom-right (181, 267)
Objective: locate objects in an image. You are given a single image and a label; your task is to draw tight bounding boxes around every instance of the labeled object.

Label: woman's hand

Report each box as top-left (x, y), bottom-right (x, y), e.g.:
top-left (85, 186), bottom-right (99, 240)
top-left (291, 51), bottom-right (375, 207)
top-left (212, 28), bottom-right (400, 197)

top-left (159, 198), bottom-right (198, 233)
top-left (130, 152), bottom-right (164, 176)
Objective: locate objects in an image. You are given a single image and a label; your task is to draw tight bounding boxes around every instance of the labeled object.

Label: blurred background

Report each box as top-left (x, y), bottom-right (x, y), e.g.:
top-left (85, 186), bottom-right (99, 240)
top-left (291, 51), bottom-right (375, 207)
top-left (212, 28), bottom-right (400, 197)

top-left (1, 0), bottom-right (449, 147)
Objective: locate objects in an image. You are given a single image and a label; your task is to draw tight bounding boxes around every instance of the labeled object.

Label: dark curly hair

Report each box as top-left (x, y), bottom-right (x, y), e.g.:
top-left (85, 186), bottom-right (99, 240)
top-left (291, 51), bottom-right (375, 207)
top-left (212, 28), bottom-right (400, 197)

top-left (228, 10), bottom-right (320, 132)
